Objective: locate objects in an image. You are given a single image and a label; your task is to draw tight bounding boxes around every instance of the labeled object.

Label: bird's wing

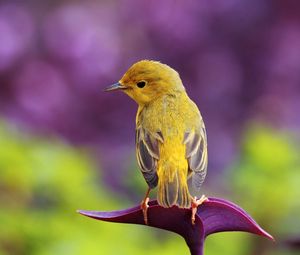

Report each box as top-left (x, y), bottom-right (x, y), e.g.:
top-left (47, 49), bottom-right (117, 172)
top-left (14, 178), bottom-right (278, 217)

top-left (136, 127), bottom-right (163, 188)
top-left (184, 120), bottom-right (208, 191)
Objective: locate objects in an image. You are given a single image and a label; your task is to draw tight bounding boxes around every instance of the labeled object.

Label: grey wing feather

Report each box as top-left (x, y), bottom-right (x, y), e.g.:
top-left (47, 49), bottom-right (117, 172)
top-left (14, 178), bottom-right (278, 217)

top-left (184, 121), bottom-right (208, 191)
top-left (136, 127), bottom-right (161, 188)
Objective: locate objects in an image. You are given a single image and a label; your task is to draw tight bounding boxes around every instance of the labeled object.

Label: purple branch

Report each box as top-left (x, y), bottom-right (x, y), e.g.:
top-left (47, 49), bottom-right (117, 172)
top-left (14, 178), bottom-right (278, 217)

top-left (78, 198), bottom-right (274, 255)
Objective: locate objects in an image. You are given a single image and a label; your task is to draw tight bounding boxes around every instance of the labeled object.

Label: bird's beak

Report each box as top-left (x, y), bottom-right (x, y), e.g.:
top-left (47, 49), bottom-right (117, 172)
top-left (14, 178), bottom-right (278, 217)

top-left (104, 82), bottom-right (126, 92)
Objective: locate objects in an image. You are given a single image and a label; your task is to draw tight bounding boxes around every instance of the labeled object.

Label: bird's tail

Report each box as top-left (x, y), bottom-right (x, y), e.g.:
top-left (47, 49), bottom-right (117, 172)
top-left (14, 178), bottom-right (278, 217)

top-left (157, 166), bottom-right (191, 208)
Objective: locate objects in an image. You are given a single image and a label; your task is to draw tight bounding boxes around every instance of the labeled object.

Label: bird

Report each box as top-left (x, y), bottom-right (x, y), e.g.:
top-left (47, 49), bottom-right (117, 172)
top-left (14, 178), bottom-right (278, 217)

top-left (105, 60), bottom-right (208, 224)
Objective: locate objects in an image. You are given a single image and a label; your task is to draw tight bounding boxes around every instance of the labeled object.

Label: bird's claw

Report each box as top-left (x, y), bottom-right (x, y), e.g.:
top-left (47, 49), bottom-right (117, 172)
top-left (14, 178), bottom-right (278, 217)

top-left (191, 195), bottom-right (208, 225)
top-left (140, 197), bottom-right (150, 225)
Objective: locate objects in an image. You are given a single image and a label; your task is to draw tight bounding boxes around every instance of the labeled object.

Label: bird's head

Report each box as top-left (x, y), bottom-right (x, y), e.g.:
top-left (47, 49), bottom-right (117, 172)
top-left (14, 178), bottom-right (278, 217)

top-left (105, 60), bottom-right (185, 105)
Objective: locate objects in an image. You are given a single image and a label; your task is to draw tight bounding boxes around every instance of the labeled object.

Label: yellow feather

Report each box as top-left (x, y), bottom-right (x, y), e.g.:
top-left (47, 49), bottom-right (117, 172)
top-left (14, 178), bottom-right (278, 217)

top-left (111, 60), bottom-right (207, 208)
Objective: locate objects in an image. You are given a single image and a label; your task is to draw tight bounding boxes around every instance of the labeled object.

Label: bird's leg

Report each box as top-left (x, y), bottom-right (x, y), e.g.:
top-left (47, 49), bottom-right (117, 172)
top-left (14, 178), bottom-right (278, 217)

top-left (140, 188), bottom-right (151, 225)
top-left (191, 195), bottom-right (208, 225)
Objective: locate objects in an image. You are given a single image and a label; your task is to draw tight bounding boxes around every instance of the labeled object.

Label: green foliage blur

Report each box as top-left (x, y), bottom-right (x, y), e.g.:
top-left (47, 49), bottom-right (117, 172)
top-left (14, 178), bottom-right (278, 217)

top-left (228, 124), bottom-right (300, 255)
top-left (0, 120), bottom-right (189, 255)
top-left (0, 119), bottom-right (299, 255)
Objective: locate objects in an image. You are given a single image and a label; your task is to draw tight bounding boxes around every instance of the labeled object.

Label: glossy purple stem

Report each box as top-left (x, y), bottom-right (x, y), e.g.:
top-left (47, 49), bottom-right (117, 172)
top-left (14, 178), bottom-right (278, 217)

top-left (78, 198), bottom-right (274, 255)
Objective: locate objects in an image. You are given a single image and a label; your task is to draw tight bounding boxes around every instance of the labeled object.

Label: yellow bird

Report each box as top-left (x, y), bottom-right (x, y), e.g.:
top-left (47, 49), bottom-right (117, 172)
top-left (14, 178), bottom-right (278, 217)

top-left (105, 60), bottom-right (208, 224)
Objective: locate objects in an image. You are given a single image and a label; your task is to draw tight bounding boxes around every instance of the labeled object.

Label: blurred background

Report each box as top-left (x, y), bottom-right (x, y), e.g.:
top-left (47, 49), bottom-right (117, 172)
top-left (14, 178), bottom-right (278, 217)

top-left (0, 0), bottom-right (300, 254)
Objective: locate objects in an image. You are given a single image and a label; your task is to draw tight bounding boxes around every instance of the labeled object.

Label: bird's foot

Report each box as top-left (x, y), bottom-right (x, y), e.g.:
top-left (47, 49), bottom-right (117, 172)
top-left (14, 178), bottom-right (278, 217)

top-left (140, 197), bottom-right (150, 225)
top-left (191, 195), bottom-right (208, 225)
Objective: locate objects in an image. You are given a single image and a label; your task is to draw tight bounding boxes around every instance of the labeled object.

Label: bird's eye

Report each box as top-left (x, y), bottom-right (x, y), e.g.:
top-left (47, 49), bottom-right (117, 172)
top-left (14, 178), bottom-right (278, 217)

top-left (137, 81), bottom-right (146, 88)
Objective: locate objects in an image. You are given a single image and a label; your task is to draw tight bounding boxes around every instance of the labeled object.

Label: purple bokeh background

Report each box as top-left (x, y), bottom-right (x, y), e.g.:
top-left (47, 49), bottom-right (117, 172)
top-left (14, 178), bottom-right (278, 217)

top-left (0, 0), bottom-right (300, 191)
